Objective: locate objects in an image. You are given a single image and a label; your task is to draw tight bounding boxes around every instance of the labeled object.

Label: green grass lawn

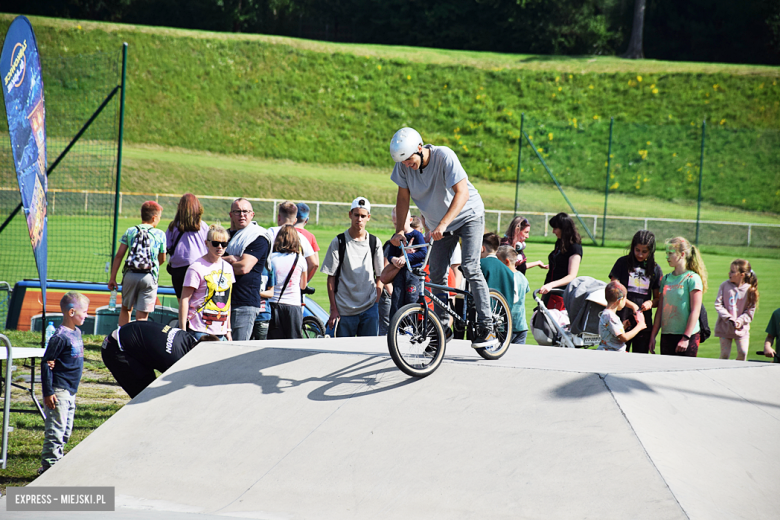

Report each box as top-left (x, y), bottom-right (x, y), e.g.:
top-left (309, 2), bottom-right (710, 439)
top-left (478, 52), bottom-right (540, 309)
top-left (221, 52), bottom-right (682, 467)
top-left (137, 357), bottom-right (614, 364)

top-left (2, 15), bottom-right (778, 212)
top-left (121, 144), bottom-right (780, 225)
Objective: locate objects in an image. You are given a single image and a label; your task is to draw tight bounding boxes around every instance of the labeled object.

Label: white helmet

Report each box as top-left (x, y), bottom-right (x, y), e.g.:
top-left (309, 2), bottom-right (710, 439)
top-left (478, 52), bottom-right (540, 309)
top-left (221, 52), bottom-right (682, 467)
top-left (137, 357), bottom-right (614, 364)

top-left (389, 127), bottom-right (423, 162)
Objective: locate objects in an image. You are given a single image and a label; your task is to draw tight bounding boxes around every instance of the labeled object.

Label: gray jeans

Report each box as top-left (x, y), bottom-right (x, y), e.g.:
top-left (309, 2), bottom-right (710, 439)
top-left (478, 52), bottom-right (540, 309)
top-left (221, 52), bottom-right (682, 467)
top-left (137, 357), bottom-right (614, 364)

top-left (231, 306), bottom-right (261, 341)
top-left (42, 388), bottom-right (76, 470)
top-left (429, 215), bottom-right (492, 329)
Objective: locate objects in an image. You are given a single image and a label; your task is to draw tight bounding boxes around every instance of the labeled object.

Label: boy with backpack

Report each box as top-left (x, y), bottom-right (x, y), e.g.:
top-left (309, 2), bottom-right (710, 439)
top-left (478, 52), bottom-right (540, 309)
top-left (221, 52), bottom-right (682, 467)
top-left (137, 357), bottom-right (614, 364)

top-left (109, 201), bottom-right (167, 326)
top-left (321, 197), bottom-right (384, 337)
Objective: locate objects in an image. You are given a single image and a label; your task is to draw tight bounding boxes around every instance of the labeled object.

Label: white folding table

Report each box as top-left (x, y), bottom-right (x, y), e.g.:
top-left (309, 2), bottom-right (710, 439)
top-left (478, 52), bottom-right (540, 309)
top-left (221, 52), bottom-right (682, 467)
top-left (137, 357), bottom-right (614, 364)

top-left (1, 334), bottom-right (46, 469)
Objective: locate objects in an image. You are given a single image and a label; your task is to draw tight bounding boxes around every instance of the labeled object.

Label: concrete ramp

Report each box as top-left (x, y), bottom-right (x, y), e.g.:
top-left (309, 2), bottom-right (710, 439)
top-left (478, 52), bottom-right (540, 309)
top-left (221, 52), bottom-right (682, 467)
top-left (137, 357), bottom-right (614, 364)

top-left (7, 338), bottom-right (780, 519)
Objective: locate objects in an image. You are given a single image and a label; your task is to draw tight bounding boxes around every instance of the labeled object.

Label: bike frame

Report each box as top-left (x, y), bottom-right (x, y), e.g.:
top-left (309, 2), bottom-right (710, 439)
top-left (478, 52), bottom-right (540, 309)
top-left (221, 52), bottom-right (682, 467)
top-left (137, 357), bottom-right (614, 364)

top-left (399, 234), bottom-right (475, 335)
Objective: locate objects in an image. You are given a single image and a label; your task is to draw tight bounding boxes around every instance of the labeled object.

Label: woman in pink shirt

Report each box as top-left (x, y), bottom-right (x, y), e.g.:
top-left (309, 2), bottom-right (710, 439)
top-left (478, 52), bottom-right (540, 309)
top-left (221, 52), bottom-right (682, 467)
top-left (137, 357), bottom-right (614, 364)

top-left (179, 224), bottom-right (235, 340)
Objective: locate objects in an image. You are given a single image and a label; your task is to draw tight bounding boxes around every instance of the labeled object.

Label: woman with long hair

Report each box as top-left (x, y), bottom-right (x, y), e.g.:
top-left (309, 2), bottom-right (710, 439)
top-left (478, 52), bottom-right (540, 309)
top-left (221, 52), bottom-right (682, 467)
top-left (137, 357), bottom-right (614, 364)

top-left (500, 216), bottom-right (548, 275)
top-left (267, 225), bottom-right (307, 340)
top-left (166, 193), bottom-right (208, 299)
top-left (538, 212), bottom-right (582, 311)
top-left (608, 230), bottom-right (663, 353)
top-left (649, 236), bottom-right (708, 357)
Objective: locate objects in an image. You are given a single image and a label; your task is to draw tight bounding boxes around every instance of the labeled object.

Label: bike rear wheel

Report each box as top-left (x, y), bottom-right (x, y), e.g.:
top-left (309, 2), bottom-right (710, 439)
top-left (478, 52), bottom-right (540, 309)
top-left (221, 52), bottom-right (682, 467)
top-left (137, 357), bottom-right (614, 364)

top-left (387, 304), bottom-right (446, 378)
top-left (302, 316), bottom-right (326, 338)
top-left (475, 289), bottom-right (513, 360)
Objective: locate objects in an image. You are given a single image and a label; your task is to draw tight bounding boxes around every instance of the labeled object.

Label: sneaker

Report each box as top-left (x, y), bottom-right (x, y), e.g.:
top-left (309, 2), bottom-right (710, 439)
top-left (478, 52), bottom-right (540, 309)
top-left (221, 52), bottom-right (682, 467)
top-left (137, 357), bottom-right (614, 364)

top-left (472, 326), bottom-right (499, 349)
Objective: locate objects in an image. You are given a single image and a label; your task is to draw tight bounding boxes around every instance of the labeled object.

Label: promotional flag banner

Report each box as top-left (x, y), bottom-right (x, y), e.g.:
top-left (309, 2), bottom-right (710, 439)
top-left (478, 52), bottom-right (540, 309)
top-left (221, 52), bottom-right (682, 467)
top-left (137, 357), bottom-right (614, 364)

top-left (1, 16), bottom-right (48, 306)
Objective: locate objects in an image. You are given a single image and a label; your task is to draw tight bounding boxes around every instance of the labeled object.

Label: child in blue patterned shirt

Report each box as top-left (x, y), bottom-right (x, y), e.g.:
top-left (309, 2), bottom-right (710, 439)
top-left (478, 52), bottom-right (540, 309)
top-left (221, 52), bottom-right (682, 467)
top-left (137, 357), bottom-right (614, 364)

top-left (39, 291), bottom-right (89, 474)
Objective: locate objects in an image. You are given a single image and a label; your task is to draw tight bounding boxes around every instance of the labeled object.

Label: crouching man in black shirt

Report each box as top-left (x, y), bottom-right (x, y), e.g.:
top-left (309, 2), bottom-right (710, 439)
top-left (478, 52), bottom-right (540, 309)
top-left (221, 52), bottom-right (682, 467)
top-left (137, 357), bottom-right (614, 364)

top-left (102, 320), bottom-right (218, 398)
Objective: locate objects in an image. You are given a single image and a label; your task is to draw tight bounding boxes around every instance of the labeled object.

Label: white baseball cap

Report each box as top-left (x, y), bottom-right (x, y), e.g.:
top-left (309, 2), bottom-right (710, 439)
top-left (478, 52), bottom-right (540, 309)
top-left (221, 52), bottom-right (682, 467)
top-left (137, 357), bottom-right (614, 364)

top-left (350, 196), bottom-right (371, 213)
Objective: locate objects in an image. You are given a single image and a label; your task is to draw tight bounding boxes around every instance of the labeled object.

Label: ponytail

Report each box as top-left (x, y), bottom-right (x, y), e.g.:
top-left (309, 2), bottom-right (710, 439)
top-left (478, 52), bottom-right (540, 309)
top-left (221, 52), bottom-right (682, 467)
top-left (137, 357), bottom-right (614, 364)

top-left (732, 259), bottom-right (759, 310)
top-left (687, 245), bottom-right (708, 292)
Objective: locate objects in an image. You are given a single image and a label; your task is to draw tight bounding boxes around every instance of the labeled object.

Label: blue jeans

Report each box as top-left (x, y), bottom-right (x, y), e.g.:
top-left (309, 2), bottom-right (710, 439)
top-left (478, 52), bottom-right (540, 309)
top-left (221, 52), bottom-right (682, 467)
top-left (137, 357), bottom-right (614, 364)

top-left (330, 302), bottom-right (379, 337)
top-left (429, 215), bottom-right (492, 329)
top-left (511, 330), bottom-right (528, 344)
top-left (378, 289), bottom-right (391, 336)
top-left (389, 269), bottom-right (423, 321)
top-left (42, 388), bottom-right (76, 470)
top-left (231, 306), bottom-right (261, 341)
top-left (252, 319), bottom-right (270, 340)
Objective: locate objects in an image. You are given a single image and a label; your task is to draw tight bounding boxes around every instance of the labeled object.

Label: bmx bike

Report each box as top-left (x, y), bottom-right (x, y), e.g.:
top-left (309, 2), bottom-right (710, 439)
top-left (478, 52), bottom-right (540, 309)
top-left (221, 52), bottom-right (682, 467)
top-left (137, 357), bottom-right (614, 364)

top-left (387, 233), bottom-right (512, 378)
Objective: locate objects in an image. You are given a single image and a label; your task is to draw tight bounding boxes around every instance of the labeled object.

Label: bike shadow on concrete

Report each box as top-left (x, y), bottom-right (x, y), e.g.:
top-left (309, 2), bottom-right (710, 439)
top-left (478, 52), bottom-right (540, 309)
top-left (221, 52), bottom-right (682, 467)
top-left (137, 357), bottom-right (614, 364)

top-left (128, 346), bottom-right (417, 406)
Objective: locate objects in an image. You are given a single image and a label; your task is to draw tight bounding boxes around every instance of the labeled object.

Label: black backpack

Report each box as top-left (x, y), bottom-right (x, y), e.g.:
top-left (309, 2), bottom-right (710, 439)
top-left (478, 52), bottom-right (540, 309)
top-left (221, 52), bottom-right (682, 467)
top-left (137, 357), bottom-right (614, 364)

top-left (332, 232), bottom-right (378, 295)
top-left (698, 304), bottom-right (711, 343)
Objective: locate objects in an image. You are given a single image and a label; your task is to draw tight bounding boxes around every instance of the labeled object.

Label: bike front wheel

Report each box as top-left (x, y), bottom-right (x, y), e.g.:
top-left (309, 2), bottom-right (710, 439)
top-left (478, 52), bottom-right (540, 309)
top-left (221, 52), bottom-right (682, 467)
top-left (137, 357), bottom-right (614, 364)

top-left (475, 289), bottom-right (513, 360)
top-left (387, 304), bottom-right (446, 378)
top-left (302, 315), bottom-right (326, 338)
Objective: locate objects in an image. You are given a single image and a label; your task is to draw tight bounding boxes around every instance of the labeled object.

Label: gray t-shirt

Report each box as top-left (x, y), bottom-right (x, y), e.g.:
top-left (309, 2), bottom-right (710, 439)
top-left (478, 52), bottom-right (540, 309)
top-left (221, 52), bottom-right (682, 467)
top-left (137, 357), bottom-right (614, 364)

top-left (320, 230), bottom-right (384, 316)
top-left (391, 144), bottom-right (484, 231)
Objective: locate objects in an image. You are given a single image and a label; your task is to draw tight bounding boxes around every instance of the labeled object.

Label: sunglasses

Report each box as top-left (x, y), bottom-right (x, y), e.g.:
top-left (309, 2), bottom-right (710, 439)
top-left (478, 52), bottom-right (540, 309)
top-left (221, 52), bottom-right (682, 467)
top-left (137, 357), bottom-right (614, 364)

top-left (210, 241), bottom-right (228, 248)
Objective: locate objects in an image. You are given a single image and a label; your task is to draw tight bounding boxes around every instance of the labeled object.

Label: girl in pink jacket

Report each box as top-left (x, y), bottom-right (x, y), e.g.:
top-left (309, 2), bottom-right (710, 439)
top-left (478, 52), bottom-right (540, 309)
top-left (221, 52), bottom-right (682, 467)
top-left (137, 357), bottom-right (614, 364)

top-left (714, 259), bottom-right (759, 361)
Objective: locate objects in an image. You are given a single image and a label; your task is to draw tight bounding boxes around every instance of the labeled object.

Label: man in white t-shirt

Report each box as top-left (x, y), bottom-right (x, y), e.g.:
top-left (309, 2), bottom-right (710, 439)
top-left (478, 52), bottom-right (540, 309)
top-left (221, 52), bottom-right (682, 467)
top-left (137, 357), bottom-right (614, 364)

top-left (320, 197), bottom-right (384, 337)
top-left (389, 127), bottom-right (497, 348)
top-left (266, 200), bottom-right (318, 283)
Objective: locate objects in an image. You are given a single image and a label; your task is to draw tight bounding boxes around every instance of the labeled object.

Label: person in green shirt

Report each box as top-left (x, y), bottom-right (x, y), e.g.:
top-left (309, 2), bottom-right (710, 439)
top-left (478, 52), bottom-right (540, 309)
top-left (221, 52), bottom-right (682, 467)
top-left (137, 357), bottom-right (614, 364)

top-left (497, 245), bottom-right (530, 344)
top-left (763, 308), bottom-right (780, 362)
top-left (649, 236), bottom-right (708, 357)
top-left (480, 233), bottom-right (517, 340)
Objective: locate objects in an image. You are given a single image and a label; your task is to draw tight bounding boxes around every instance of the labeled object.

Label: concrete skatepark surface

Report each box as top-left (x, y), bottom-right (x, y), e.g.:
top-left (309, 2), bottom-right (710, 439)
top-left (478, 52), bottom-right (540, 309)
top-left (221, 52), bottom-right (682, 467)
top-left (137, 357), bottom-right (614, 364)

top-left (3, 337), bottom-right (779, 519)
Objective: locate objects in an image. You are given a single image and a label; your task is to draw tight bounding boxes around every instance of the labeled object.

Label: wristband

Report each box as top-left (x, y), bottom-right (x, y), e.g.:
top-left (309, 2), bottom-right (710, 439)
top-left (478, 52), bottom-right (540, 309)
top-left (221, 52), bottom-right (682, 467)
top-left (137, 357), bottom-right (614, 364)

top-left (681, 334), bottom-right (690, 341)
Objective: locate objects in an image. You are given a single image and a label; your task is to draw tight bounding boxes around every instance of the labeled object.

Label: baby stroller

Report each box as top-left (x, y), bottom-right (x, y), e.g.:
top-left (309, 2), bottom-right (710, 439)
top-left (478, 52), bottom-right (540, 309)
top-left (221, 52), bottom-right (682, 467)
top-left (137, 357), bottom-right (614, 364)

top-left (531, 276), bottom-right (607, 348)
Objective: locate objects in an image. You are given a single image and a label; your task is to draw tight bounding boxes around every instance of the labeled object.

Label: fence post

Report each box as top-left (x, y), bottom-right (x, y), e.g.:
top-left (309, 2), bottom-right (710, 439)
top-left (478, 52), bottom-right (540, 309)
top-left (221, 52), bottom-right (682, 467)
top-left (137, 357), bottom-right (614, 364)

top-left (544, 213), bottom-right (549, 237)
top-left (644, 218), bottom-right (648, 230)
top-left (695, 119), bottom-right (706, 246)
top-left (496, 211), bottom-right (502, 235)
top-left (84, 191), bottom-right (89, 214)
top-left (316, 202), bottom-right (320, 225)
top-left (748, 225), bottom-right (752, 247)
top-left (601, 117), bottom-right (614, 246)
top-left (112, 42), bottom-right (128, 259)
top-left (593, 216), bottom-right (598, 239)
top-left (514, 113), bottom-right (525, 215)
top-left (51, 190), bottom-right (55, 214)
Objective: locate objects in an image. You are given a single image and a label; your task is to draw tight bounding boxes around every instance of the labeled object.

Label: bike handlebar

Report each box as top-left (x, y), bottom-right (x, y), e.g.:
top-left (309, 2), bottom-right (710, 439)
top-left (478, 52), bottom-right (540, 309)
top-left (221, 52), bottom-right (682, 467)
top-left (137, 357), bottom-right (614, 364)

top-left (399, 231), bottom-right (453, 275)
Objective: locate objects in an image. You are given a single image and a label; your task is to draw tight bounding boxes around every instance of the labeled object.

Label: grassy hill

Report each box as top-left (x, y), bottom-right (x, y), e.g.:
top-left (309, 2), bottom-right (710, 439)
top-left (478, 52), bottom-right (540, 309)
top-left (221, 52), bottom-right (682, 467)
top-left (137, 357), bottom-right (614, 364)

top-left (1, 14), bottom-right (779, 212)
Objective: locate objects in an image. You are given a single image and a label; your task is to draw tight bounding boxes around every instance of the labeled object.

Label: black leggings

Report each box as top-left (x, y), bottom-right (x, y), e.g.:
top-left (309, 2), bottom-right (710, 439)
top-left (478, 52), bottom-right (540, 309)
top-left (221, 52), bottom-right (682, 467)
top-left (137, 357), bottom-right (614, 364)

top-left (168, 265), bottom-right (190, 299)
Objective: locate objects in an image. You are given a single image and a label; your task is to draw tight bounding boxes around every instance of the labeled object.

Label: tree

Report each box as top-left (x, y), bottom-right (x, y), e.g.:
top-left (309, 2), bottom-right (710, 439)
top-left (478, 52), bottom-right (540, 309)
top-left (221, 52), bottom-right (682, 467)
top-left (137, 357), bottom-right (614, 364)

top-left (622, 0), bottom-right (645, 58)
